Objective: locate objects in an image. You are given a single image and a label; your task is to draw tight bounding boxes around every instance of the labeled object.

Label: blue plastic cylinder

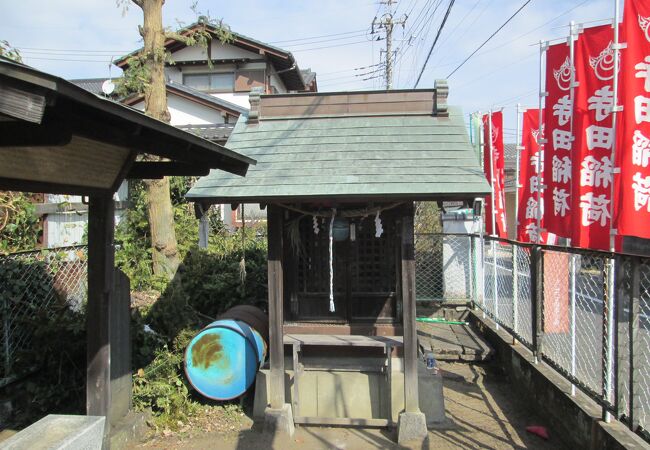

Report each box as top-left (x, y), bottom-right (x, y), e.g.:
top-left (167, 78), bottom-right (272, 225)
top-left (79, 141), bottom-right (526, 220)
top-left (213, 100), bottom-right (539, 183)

top-left (184, 319), bottom-right (266, 400)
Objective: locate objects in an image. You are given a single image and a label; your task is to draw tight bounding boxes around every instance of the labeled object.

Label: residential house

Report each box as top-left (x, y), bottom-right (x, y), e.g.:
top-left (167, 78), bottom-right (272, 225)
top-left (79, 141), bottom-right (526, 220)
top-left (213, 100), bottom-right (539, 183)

top-left (40, 25), bottom-right (317, 247)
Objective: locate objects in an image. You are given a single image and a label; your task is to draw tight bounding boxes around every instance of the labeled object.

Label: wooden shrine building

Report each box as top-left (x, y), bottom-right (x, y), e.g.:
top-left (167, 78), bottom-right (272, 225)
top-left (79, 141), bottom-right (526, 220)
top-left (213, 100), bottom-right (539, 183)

top-left (187, 84), bottom-right (490, 442)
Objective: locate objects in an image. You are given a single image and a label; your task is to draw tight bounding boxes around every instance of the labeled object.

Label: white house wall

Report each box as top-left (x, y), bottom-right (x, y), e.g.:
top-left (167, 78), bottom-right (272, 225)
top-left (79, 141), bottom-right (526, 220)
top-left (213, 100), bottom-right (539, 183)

top-left (44, 182), bottom-right (128, 248)
top-left (130, 93), bottom-right (228, 126)
top-left (211, 93), bottom-right (250, 109)
top-left (172, 41), bottom-right (260, 62)
top-left (45, 210), bottom-right (126, 248)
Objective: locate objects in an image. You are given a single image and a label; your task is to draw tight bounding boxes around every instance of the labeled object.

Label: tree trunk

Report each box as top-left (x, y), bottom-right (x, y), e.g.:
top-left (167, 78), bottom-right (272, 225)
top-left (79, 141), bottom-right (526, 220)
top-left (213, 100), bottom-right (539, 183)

top-left (144, 177), bottom-right (179, 278)
top-left (136, 0), bottom-right (180, 278)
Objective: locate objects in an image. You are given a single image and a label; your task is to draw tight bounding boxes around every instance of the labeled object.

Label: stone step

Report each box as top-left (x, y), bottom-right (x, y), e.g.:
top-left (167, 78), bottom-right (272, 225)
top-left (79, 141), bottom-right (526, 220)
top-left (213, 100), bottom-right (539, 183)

top-left (417, 321), bottom-right (493, 362)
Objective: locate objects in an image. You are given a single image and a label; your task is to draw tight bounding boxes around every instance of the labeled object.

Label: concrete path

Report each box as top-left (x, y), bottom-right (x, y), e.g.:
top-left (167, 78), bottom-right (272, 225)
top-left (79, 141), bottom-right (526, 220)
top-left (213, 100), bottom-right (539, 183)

top-left (133, 362), bottom-right (562, 450)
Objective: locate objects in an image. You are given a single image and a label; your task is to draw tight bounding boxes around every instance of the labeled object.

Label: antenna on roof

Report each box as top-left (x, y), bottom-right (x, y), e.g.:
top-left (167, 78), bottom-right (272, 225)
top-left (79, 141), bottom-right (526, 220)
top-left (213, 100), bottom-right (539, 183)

top-left (101, 57), bottom-right (115, 97)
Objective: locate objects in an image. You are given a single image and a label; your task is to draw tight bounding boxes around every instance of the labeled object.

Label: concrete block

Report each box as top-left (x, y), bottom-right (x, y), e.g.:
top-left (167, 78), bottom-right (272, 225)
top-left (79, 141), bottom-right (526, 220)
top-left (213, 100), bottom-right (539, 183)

top-left (110, 410), bottom-right (152, 450)
top-left (417, 360), bottom-right (447, 426)
top-left (397, 411), bottom-right (428, 444)
top-left (254, 356), bottom-right (447, 427)
top-left (263, 404), bottom-right (295, 437)
top-left (1, 414), bottom-right (105, 450)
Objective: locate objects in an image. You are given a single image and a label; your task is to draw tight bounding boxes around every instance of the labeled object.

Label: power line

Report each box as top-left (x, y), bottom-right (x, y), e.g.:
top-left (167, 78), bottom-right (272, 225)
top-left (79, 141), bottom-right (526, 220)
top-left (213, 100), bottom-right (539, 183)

top-left (413, 0), bottom-right (455, 88)
top-left (16, 46), bottom-right (130, 54)
top-left (432, 0), bottom-right (481, 53)
top-left (446, 0), bottom-right (534, 78)
top-left (291, 39), bottom-right (374, 53)
top-left (22, 56), bottom-right (113, 63)
top-left (396, 0), bottom-right (444, 86)
top-left (270, 29), bottom-right (367, 44)
top-left (282, 32), bottom-right (368, 48)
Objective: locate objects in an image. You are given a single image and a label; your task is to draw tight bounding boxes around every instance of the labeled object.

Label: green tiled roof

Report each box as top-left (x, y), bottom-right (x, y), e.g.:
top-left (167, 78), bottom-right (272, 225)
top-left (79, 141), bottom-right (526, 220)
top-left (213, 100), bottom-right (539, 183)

top-left (187, 106), bottom-right (490, 203)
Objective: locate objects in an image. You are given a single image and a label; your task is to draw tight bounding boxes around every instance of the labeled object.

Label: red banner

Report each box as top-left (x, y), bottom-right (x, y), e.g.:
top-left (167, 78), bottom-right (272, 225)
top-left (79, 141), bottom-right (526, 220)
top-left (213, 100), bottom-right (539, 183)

top-left (544, 42), bottom-right (574, 240)
top-left (483, 111), bottom-right (507, 238)
top-left (572, 25), bottom-right (615, 250)
top-left (615, 0), bottom-right (650, 239)
top-left (517, 109), bottom-right (554, 243)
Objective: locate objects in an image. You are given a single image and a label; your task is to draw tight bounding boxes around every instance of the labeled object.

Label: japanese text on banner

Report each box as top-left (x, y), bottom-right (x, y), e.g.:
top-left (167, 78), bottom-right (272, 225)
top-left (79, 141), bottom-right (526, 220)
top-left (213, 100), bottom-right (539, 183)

top-left (544, 42), bottom-right (575, 239)
top-left (572, 24), bottom-right (615, 250)
top-left (616, 0), bottom-right (650, 239)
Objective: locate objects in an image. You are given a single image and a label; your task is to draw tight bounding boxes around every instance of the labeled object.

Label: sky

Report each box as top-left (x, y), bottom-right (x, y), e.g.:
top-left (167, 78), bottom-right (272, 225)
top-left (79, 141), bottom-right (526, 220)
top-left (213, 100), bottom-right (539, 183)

top-left (1, 0), bottom-right (616, 141)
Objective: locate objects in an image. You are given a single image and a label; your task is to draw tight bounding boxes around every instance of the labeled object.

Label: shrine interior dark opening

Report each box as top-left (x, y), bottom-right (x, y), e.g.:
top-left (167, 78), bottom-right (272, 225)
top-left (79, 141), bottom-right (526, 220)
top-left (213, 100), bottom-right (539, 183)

top-left (282, 204), bottom-right (405, 325)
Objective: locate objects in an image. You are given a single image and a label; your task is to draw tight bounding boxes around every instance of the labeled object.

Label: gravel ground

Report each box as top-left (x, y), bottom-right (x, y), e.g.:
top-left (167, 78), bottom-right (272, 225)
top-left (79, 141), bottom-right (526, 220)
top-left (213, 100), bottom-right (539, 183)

top-left (132, 361), bottom-right (562, 450)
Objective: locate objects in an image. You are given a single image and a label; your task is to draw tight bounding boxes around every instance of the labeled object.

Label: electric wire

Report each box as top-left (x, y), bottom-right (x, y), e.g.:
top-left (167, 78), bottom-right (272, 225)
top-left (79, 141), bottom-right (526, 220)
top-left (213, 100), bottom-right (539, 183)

top-left (413, 0), bottom-right (455, 88)
top-left (446, 0), bottom-right (534, 79)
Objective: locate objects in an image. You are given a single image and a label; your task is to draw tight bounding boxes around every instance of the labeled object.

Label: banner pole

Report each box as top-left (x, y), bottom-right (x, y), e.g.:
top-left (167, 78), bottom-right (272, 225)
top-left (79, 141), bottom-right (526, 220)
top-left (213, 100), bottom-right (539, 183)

top-left (603, 0), bottom-right (623, 424)
top-left (488, 110), bottom-right (497, 239)
top-left (568, 20), bottom-right (580, 398)
top-left (488, 110), bottom-right (499, 328)
top-left (536, 40), bottom-right (548, 245)
top-left (478, 110), bottom-right (487, 317)
top-left (513, 104), bottom-right (523, 341)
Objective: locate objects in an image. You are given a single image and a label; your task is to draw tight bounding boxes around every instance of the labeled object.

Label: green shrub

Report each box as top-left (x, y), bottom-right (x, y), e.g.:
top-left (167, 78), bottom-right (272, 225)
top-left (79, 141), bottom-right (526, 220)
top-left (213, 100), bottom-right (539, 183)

top-left (0, 192), bottom-right (41, 254)
top-left (145, 233), bottom-right (267, 342)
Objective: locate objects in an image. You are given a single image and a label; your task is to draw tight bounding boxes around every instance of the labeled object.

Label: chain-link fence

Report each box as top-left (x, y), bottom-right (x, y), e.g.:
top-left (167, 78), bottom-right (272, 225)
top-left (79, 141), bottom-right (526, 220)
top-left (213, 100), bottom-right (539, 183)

top-left (0, 245), bottom-right (87, 382)
top-left (415, 233), bottom-right (476, 302)
top-left (472, 236), bottom-right (650, 441)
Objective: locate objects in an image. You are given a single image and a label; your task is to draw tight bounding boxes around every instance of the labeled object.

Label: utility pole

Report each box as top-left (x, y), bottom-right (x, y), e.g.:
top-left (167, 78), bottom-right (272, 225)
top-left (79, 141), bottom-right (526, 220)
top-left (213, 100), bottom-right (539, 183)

top-left (371, 0), bottom-right (407, 89)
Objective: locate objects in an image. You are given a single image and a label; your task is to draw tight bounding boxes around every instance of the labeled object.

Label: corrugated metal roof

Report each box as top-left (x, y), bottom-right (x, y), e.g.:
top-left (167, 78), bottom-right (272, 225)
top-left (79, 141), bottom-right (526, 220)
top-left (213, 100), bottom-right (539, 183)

top-left (187, 95), bottom-right (490, 203)
top-left (69, 78), bottom-right (120, 95)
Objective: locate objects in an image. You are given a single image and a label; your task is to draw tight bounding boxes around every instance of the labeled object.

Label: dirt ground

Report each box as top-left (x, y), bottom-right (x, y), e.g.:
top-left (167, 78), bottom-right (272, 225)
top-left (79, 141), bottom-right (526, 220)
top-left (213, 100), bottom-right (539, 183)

top-left (132, 361), bottom-right (562, 450)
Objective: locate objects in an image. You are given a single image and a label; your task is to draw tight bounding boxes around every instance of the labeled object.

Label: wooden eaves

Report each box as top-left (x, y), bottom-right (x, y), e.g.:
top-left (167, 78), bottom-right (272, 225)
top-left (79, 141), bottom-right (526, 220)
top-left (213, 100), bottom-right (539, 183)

top-left (0, 57), bottom-right (256, 195)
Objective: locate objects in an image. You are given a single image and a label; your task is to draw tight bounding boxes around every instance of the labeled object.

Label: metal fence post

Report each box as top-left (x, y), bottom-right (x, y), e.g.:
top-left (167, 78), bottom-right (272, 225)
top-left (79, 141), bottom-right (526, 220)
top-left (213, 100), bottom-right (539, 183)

top-left (512, 244), bottom-right (519, 344)
top-left (493, 239), bottom-right (498, 329)
top-left (479, 232), bottom-right (486, 312)
top-left (603, 256), bottom-right (616, 422)
top-left (470, 235), bottom-right (477, 308)
top-left (628, 257), bottom-right (641, 431)
top-left (614, 256), bottom-right (627, 421)
top-left (531, 245), bottom-right (544, 363)
top-left (569, 253), bottom-right (577, 396)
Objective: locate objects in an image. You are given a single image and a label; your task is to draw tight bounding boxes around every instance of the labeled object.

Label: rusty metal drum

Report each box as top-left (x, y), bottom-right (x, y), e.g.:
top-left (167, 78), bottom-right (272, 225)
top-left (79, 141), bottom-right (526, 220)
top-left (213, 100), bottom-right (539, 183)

top-left (184, 316), bottom-right (267, 400)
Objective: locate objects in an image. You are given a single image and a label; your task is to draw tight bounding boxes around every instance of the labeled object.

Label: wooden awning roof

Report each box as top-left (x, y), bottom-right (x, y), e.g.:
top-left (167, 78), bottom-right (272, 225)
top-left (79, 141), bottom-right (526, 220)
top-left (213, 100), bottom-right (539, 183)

top-left (187, 84), bottom-right (491, 204)
top-left (0, 58), bottom-right (255, 196)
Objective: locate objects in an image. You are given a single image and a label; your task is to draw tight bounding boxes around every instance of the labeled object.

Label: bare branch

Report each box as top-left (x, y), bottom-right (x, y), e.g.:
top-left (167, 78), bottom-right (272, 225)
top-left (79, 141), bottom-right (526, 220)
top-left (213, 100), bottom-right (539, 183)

top-left (163, 31), bottom-right (192, 45)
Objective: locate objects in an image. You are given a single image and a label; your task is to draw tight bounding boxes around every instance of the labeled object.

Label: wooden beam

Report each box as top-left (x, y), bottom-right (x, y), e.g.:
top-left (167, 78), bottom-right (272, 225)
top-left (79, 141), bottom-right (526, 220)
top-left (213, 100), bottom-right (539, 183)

top-left (267, 205), bottom-right (285, 409)
top-left (401, 203), bottom-right (420, 414)
top-left (293, 416), bottom-right (393, 427)
top-left (86, 194), bottom-right (115, 422)
top-left (34, 201), bottom-right (129, 216)
top-left (126, 162), bottom-right (210, 179)
top-left (0, 177), bottom-right (109, 196)
top-left (0, 121), bottom-right (72, 147)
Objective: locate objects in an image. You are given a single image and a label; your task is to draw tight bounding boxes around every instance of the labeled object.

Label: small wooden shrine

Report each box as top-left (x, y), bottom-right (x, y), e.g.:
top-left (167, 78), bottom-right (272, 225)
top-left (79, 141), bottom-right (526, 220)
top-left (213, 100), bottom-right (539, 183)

top-left (187, 84), bottom-right (490, 442)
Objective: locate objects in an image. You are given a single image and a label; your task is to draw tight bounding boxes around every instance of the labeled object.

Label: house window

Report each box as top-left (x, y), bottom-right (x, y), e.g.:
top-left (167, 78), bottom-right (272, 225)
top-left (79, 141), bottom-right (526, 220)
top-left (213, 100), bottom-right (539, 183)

top-left (234, 71), bottom-right (266, 92)
top-left (183, 73), bottom-right (234, 92)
